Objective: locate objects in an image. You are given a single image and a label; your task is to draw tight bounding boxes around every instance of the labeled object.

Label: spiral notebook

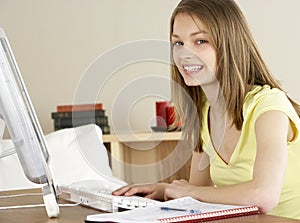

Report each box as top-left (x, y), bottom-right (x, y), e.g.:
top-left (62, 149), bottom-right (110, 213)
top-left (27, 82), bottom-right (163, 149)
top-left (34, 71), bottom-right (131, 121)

top-left (85, 196), bottom-right (260, 223)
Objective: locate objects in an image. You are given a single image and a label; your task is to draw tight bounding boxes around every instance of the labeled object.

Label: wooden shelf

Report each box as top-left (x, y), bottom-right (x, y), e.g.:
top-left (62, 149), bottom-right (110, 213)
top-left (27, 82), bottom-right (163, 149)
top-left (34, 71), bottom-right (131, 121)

top-left (102, 131), bottom-right (190, 184)
top-left (102, 131), bottom-right (182, 143)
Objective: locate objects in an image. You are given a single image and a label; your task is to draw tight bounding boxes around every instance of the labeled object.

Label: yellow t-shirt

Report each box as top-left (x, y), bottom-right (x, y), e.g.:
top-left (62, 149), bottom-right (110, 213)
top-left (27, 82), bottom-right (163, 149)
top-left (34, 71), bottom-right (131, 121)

top-left (202, 85), bottom-right (300, 219)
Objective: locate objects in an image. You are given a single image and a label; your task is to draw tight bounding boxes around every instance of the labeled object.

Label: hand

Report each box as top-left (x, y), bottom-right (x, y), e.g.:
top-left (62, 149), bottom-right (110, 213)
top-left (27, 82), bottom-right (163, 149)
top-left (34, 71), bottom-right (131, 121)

top-left (112, 182), bottom-right (168, 201)
top-left (164, 179), bottom-right (196, 200)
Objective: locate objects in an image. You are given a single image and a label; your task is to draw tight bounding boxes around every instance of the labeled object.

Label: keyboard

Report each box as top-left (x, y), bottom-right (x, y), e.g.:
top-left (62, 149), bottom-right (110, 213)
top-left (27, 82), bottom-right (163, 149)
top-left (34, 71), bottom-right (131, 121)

top-left (58, 180), bottom-right (162, 212)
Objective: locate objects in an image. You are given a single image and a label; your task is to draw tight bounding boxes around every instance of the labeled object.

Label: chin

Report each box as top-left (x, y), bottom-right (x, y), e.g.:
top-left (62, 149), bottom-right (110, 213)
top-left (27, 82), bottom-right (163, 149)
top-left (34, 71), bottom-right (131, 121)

top-left (183, 79), bottom-right (200, 86)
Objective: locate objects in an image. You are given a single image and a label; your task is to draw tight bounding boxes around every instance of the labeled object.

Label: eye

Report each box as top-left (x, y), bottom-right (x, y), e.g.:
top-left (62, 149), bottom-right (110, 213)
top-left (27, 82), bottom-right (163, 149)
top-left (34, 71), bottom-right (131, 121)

top-left (196, 39), bottom-right (207, 45)
top-left (172, 41), bottom-right (184, 47)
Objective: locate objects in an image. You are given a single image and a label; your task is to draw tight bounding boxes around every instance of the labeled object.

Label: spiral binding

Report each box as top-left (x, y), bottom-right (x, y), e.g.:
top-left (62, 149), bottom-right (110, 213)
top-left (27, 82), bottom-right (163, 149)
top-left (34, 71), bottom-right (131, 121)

top-left (157, 206), bottom-right (259, 223)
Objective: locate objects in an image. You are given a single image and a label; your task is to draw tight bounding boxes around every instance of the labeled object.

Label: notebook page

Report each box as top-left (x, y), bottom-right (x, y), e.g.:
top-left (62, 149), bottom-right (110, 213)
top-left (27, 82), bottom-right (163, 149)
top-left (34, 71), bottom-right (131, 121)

top-left (86, 196), bottom-right (258, 223)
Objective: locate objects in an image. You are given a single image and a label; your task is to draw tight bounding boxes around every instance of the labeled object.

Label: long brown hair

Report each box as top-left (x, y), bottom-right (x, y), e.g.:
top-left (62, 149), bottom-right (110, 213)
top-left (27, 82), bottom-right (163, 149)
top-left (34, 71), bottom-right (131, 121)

top-left (170, 0), bottom-right (300, 152)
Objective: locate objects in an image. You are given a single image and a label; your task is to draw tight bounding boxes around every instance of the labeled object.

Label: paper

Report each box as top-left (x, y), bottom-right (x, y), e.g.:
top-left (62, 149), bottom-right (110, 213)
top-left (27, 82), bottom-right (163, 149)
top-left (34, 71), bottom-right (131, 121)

top-left (86, 197), bottom-right (258, 223)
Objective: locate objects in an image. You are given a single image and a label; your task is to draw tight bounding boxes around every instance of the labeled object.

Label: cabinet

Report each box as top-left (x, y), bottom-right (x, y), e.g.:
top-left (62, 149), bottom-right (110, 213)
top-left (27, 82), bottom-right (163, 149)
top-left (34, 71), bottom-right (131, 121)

top-left (102, 132), bottom-right (191, 184)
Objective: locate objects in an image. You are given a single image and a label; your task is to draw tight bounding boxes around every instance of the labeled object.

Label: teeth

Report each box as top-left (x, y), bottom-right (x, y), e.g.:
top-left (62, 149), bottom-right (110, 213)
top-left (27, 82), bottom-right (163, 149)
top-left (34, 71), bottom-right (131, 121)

top-left (183, 65), bottom-right (202, 72)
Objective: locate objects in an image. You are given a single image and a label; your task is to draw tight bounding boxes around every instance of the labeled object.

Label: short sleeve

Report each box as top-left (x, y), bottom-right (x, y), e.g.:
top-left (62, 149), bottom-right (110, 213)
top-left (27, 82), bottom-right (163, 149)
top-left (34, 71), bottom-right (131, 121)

top-left (244, 85), bottom-right (300, 144)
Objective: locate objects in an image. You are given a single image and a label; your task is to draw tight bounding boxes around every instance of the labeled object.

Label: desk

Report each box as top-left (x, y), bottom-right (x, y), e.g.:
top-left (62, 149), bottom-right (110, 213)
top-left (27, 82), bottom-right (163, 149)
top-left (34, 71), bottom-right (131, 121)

top-left (0, 188), bottom-right (299, 223)
top-left (102, 132), bottom-right (191, 184)
top-left (0, 188), bottom-right (100, 223)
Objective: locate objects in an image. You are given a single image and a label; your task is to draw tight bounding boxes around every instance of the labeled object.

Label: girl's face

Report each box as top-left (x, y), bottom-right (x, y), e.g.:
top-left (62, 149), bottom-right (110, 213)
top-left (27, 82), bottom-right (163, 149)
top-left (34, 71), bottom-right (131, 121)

top-left (172, 13), bottom-right (217, 87)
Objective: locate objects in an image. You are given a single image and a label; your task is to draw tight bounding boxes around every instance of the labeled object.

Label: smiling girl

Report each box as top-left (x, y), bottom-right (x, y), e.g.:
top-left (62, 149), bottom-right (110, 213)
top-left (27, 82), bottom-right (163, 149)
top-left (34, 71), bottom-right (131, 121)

top-left (113, 0), bottom-right (300, 219)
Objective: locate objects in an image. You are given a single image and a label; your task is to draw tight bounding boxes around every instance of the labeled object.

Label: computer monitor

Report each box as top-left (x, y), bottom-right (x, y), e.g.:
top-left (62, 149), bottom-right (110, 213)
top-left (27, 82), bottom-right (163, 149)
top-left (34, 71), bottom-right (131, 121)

top-left (0, 27), bottom-right (59, 217)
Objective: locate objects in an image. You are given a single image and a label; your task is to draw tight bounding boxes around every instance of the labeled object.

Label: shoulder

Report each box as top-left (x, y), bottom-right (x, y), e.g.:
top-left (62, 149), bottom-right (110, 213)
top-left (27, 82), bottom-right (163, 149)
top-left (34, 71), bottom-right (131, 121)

top-left (243, 85), bottom-right (298, 121)
top-left (244, 85), bottom-right (287, 108)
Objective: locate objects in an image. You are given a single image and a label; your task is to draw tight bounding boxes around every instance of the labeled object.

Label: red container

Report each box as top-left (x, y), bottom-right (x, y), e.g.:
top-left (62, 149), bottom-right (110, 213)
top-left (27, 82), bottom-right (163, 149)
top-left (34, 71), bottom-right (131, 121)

top-left (166, 106), bottom-right (175, 126)
top-left (155, 101), bottom-right (170, 127)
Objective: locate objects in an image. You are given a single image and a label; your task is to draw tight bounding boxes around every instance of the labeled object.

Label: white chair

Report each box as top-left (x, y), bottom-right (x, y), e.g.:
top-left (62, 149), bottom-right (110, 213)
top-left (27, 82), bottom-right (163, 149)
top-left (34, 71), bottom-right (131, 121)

top-left (0, 139), bottom-right (38, 190)
top-left (0, 124), bottom-right (114, 191)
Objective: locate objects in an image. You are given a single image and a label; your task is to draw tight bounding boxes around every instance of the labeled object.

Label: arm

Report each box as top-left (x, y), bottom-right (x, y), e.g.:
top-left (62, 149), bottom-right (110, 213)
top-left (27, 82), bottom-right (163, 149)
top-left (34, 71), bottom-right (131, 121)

top-left (189, 151), bottom-right (212, 186)
top-left (165, 110), bottom-right (289, 213)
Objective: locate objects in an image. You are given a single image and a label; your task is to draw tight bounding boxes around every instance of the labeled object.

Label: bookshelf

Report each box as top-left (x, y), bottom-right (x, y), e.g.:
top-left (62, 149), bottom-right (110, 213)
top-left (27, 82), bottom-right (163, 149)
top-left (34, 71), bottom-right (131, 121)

top-left (102, 131), bottom-right (191, 184)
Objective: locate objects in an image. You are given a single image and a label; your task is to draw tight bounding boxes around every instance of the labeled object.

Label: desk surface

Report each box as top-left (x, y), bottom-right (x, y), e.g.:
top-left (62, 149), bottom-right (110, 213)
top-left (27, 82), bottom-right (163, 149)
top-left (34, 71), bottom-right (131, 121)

top-left (0, 188), bottom-right (299, 223)
top-left (0, 188), bottom-right (100, 223)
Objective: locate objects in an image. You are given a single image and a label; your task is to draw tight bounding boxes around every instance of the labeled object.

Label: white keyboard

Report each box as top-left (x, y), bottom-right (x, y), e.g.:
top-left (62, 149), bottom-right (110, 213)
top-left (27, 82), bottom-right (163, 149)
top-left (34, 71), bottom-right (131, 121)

top-left (58, 181), bottom-right (162, 212)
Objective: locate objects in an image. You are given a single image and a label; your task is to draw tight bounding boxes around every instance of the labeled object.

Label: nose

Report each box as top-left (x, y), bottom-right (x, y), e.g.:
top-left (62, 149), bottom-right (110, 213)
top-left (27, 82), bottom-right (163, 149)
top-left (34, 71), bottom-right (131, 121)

top-left (177, 45), bottom-right (196, 60)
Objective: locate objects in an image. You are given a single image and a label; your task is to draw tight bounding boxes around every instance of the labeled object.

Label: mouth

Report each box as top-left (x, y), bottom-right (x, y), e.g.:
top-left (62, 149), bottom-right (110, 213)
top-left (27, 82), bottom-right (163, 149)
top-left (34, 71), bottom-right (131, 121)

top-left (182, 64), bottom-right (203, 73)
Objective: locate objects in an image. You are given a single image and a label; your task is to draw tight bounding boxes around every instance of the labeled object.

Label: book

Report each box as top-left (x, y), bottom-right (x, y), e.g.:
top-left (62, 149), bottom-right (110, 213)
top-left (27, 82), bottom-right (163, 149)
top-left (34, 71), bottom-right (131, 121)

top-left (53, 116), bottom-right (108, 127)
top-left (56, 103), bottom-right (103, 112)
top-left (51, 110), bottom-right (105, 119)
top-left (54, 124), bottom-right (110, 134)
top-left (85, 197), bottom-right (259, 223)
top-left (52, 104), bottom-right (110, 134)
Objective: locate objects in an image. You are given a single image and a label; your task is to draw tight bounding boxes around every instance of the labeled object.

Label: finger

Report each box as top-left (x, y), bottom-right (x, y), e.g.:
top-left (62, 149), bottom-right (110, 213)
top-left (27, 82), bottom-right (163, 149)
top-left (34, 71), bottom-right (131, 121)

top-left (112, 185), bottom-right (131, 195)
top-left (163, 192), bottom-right (169, 201)
top-left (124, 186), bottom-right (150, 196)
top-left (171, 179), bottom-right (187, 186)
top-left (164, 185), bottom-right (173, 201)
top-left (169, 180), bottom-right (181, 186)
top-left (179, 179), bottom-right (188, 183)
top-left (144, 193), bottom-right (156, 200)
top-left (164, 192), bottom-right (173, 201)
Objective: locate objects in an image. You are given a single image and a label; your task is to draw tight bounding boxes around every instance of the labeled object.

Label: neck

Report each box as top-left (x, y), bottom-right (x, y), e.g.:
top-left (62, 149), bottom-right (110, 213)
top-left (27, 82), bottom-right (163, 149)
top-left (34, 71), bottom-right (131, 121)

top-left (201, 81), bottom-right (226, 117)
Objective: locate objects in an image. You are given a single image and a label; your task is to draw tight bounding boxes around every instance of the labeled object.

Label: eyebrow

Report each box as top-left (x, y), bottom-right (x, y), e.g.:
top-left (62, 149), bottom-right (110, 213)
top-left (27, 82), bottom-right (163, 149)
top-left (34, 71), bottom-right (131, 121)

top-left (171, 31), bottom-right (208, 38)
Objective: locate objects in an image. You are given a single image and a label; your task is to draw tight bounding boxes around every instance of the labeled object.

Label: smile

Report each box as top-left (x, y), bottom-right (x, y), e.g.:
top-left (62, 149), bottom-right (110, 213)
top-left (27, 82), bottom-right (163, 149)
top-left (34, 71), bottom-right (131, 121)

top-left (182, 65), bottom-right (203, 72)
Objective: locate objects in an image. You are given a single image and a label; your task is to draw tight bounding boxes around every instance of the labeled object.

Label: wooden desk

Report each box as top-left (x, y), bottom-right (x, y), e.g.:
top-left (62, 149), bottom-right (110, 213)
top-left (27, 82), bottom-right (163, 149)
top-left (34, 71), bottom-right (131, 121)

top-left (102, 132), bottom-right (191, 184)
top-left (0, 188), bottom-right (298, 223)
top-left (0, 188), bottom-right (100, 223)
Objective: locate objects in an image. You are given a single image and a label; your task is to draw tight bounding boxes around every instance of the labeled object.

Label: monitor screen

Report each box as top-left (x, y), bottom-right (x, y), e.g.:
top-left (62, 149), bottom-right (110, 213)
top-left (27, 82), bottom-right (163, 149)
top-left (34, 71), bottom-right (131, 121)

top-left (0, 27), bottom-right (59, 217)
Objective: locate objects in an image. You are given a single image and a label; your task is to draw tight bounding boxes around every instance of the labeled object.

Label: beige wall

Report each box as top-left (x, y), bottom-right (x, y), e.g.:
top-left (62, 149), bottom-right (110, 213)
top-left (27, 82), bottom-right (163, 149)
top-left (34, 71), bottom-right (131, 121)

top-left (0, 0), bottom-right (299, 135)
top-left (237, 0), bottom-right (300, 103)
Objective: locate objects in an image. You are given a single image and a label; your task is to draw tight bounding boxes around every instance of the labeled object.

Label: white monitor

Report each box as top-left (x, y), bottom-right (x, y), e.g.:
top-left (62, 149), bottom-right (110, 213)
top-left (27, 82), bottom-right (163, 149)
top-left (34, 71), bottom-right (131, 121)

top-left (0, 28), bottom-right (59, 217)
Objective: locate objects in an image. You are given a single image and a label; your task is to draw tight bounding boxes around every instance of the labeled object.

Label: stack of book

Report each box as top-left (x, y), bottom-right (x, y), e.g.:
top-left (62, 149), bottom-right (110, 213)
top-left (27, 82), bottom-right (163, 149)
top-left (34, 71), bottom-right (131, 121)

top-left (51, 103), bottom-right (110, 134)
